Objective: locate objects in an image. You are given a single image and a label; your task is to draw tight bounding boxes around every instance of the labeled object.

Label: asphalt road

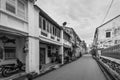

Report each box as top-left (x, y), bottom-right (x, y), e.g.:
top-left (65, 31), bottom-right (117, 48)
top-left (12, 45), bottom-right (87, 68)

top-left (34, 54), bottom-right (107, 80)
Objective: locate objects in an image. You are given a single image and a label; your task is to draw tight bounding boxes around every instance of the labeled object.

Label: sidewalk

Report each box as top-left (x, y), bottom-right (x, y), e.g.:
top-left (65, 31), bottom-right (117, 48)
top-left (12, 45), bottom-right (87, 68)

top-left (40, 63), bottom-right (60, 73)
top-left (0, 63), bottom-right (60, 80)
top-left (0, 72), bottom-right (26, 80)
top-left (0, 58), bottom-right (80, 80)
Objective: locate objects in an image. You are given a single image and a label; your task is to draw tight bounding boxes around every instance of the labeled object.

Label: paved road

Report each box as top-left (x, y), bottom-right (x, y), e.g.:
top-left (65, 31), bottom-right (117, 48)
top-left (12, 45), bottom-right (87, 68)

top-left (34, 54), bottom-right (107, 80)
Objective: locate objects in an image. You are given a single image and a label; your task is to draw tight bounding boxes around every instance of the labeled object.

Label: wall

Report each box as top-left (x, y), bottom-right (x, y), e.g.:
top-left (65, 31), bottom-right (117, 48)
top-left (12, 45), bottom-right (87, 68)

top-left (26, 2), bottom-right (40, 73)
top-left (0, 0), bottom-right (28, 33)
top-left (0, 34), bottom-right (25, 65)
top-left (97, 16), bottom-right (120, 48)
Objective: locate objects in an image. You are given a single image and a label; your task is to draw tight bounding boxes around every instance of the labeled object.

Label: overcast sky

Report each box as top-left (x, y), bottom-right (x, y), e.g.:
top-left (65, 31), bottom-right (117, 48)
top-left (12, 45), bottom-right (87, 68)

top-left (36, 0), bottom-right (120, 46)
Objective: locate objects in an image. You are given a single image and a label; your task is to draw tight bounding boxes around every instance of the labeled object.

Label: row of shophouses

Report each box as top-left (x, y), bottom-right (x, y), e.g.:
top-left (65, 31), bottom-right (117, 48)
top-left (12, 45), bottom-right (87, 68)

top-left (93, 15), bottom-right (120, 54)
top-left (0, 0), bottom-right (86, 74)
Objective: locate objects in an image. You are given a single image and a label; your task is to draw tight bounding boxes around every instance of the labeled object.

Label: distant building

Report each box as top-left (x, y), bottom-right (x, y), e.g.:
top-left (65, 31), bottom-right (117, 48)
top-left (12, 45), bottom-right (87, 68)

top-left (63, 26), bottom-right (85, 57)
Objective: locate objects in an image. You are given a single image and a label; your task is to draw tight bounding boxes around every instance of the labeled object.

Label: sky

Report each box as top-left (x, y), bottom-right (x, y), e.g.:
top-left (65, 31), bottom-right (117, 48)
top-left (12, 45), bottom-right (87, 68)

top-left (35, 0), bottom-right (120, 46)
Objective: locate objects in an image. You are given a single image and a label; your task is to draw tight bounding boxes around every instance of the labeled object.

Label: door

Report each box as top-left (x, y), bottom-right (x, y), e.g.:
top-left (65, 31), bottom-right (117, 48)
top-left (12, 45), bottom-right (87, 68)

top-left (40, 48), bottom-right (46, 65)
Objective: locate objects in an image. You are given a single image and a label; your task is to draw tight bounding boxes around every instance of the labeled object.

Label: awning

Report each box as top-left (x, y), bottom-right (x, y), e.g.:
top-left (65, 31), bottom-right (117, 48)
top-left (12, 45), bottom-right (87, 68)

top-left (0, 25), bottom-right (28, 37)
top-left (39, 36), bottom-right (62, 46)
top-left (63, 44), bottom-right (71, 48)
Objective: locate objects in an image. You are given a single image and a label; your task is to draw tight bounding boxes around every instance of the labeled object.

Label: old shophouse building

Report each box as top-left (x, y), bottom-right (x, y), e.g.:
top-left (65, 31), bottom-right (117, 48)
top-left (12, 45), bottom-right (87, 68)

top-left (93, 15), bottom-right (120, 59)
top-left (0, 0), bottom-right (39, 73)
top-left (0, 0), bottom-right (83, 77)
top-left (62, 28), bottom-right (72, 61)
top-left (64, 27), bottom-right (83, 57)
top-left (94, 15), bottom-right (120, 49)
top-left (34, 5), bottom-right (64, 68)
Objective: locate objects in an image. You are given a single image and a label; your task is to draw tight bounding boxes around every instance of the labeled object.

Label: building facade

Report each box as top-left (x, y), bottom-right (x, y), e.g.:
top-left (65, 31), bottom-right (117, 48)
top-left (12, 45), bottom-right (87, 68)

top-left (0, 0), bottom-right (40, 74)
top-left (0, 0), bottom-right (84, 78)
top-left (34, 5), bottom-right (64, 69)
top-left (94, 15), bottom-right (120, 49)
top-left (63, 28), bottom-right (72, 62)
top-left (64, 27), bottom-right (84, 57)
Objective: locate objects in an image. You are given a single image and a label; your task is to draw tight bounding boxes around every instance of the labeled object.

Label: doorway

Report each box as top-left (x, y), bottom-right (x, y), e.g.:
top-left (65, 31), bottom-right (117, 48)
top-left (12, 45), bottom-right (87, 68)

top-left (40, 47), bottom-right (46, 66)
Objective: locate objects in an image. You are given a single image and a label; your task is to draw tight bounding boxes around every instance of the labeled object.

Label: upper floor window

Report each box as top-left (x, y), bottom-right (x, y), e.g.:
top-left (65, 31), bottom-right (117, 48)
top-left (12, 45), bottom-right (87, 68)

top-left (39, 16), bottom-right (42, 28)
top-left (56, 28), bottom-right (61, 38)
top-left (106, 32), bottom-right (111, 38)
top-left (53, 26), bottom-right (55, 35)
top-left (0, 0), bottom-right (1, 8)
top-left (39, 15), bottom-right (61, 37)
top-left (50, 25), bottom-right (53, 34)
top-left (47, 22), bottom-right (49, 32)
top-left (58, 29), bottom-right (61, 38)
top-left (55, 27), bottom-right (57, 36)
top-left (6, 0), bottom-right (26, 19)
top-left (115, 40), bottom-right (117, 44)
top-left (6, 0), bottom-right (16, 14)
top-left (43, 19), bottom-right (46, 30)
top-left (17, 0), bottom-right (25, 18)
top-left (63, 32), bottom-right (70, 41)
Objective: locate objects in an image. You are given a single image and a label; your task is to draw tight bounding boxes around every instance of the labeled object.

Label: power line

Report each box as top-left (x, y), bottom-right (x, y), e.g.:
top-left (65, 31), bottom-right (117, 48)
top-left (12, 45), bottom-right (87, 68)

top-left (101, 0), bottom-right (114, 24)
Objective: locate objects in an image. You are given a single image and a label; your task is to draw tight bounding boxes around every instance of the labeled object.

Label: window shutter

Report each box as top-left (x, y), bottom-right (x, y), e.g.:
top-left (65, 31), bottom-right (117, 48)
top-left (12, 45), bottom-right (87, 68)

top-left (17, 0), bottom-right (25, 18)
top-left (6, 0), bottom-right (16, 14)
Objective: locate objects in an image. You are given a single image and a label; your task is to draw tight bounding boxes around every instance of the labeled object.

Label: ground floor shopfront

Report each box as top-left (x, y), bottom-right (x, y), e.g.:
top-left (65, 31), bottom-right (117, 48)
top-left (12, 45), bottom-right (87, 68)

top-left (63, 45), bottom-right (72, 63)
top-left (0, 30), bottom-right (74, 78)
top-left (0, 26), bottom-right (40, 76)
top-left (39, 41), bottom-right (62, 70)
top-left (0, 33), bottom-right (26, 65)
top-left (0, 26), bottom-right (29, 77)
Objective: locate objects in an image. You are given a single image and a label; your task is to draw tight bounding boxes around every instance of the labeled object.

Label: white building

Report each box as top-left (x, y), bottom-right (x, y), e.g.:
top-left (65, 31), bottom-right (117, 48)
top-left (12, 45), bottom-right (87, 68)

top-left (94, 15), bottom-right (120, 49)
top-left (34, 5), bottom-right (64, 67)
top-left (64, 27), bottom-right (84, 57)
top-left (0, 0), bottom-right (40, 74)
top-left (0, 0), bottom-right (77, 77)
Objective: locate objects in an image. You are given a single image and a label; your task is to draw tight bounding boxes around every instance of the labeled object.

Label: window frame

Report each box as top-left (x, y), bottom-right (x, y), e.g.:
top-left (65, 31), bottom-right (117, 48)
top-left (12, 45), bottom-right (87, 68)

top-left (6, 0), bottom-right (26, 19)
top-left (50, 24), bottom-right (53, 34)
top-left (6, 0), bottom-right (16, 14)
top-left (53, 26), bottom-right (55, 35)
top-left (17, 0), bottom-right (26, 19)
top-left (47, 21), bottom-right (50, 32)
top-left (4, 47), bottom-right (16, 60)
top-left (39, 16), bottom-right (42, 28)
top-left (106, 32), bottom-right (111, 38)
top-left (43, 19), bottom-right (46, 31)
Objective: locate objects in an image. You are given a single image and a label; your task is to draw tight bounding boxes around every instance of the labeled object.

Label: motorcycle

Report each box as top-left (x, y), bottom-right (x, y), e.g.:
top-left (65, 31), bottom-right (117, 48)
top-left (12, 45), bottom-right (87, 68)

top-left (1, 59), bottom-right (25, 77)
top-left (0, 64), bottom-right (15, 73)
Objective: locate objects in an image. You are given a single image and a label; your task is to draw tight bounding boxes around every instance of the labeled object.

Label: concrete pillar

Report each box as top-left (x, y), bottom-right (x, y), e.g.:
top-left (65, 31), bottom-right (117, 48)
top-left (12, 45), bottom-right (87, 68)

top-left (26, 37), bottom-right (39, 73)
top-left (60, 30), bottom-right (64, 64)
top-left (60, 45), bottom-right (64, 64)
top-left (26, 1), bottom-right (40, 74)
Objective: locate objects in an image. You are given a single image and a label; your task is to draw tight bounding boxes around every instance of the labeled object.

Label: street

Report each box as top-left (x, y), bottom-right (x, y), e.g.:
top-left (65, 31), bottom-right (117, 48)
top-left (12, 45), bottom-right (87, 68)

top-left (34, 54), bottom-right (107, 80)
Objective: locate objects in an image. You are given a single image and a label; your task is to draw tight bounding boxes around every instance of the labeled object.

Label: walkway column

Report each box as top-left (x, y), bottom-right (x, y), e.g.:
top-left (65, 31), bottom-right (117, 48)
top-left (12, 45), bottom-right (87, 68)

top-left (26, 1), bottom-right (40, 74)
top-left (26, 37), bottom-right (39, 73)
top-left (60, 45), bottom-right (64, 64)
top-left (60, 30), bottom-right (64, 64)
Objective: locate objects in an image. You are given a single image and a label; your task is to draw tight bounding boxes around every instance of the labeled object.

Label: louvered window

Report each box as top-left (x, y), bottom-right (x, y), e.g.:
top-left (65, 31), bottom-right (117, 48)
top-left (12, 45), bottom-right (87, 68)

top-left (6, 0), bottom-right (16, 14)
top-left (17, 0), bottom-right (25, 18)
